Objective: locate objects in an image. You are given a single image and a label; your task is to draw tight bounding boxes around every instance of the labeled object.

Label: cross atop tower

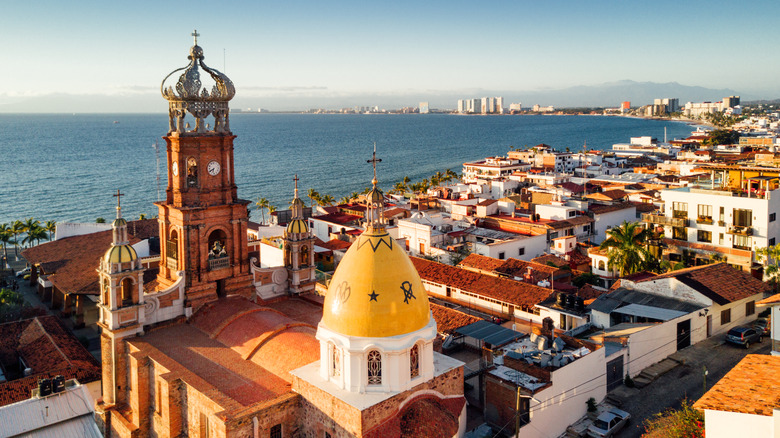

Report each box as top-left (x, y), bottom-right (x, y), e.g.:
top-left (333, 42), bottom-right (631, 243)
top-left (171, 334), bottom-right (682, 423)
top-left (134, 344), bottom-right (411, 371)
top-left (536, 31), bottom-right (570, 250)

top-left (367, 142), bottom-right (382, 185)
top-left (192, 29), bottom-right (200, 45)
top-left (293, 174), bottom-right (299, 198)
top-left (113, 189), bottom-right (124, 208)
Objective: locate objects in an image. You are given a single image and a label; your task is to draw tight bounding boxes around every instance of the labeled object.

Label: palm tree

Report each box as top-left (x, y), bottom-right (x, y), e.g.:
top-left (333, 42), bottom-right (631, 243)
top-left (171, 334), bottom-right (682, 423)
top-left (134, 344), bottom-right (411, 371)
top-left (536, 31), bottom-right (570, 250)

top-left (11, 221), bottom-right (25, 256)
top-left (0, 224), bottom-right (13, 268)
top-left (307, 189), bottom-right (321, 208)
top-left (392, 182), bottom-right (406, 194)
top-left (24, 224), bottom-right (48, 247)
top-left (401, 176), bottom-right (411, 190)
top-left (339, 196), bottom-right (351, 205)
top-left (431, 171), bottom-right (444, 187)
top-left (255, 197), bottom-right (270, 224)
top-left (268, 205), bottom-right (277, 215)
top-left (44, 220), bottom-right (56, 241)
top-left (599, 221), bottom-right (654, 276)
top-left (320, 194), bottom-right (335, 206)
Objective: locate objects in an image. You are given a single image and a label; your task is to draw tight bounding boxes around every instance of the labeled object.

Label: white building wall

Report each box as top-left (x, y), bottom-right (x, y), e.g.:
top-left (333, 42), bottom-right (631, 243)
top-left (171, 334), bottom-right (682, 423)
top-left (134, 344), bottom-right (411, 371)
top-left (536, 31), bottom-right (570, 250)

top-left (308, 219), bottom-right (359, 242)
top-left (525, 347), bottom-right (607, 438)
top-left (703, 409), bottom-right (775, 438)
top-left (472, 234), bottom-right (547, 262)
top-left (621, 314), bottom-right (706, 378)
top-left (593, 208), bottom-right (637, 245)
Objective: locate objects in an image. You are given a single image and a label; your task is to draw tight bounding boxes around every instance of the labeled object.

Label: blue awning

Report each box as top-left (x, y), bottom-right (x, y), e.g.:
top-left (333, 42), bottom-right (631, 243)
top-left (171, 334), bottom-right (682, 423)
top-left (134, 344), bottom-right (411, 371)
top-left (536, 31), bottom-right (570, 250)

top-left (455, 320), bottom-right (525, 347)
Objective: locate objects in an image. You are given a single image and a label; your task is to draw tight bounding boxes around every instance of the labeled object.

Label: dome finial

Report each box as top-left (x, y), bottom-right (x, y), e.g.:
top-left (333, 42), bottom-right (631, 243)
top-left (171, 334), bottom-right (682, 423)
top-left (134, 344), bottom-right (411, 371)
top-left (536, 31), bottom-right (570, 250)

top-left (365, 143), bottom-right (385, 232)
top-left (293, 174), bottom-right (299, 199)
top-left (191, 29), bottom-right (200, 45)
top-left (113, 189), bottom-right (124, 220)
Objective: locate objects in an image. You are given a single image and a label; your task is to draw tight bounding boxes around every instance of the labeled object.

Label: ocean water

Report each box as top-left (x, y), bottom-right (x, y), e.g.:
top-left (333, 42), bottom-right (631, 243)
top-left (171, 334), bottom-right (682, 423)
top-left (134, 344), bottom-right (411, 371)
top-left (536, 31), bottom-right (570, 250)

top-left (0, 113), bottom-right (693, 225)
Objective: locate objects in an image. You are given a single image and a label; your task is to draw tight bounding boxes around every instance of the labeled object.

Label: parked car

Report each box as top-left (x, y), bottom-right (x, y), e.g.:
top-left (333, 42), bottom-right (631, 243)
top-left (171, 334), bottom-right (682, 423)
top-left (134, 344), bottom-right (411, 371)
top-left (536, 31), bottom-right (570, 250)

top-left (752, 318), bottom-right (770, 336)
top-left (725, 326), bottom-right (762, 349)
top-left (15, 267), bottom-right (30, 278)
top-left (587, 408), bottom-right (631, 437)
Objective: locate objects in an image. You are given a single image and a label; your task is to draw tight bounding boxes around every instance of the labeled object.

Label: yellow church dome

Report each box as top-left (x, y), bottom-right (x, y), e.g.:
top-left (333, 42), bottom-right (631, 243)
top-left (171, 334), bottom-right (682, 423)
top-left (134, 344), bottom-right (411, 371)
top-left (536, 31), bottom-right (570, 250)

top-left (286, 218), bottom-right (309, 234)
top-left (321, 228), bottom-right (430, 338)
top-left (104, 244), bottom-right (138, 264)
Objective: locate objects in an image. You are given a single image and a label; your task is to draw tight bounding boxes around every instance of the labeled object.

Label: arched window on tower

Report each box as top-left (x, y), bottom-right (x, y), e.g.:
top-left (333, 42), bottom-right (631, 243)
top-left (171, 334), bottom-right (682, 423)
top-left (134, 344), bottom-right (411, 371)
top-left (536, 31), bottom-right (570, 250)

top-left (367, 350), bottom-right (382, 385)
top-left (410, 344), bottom-right (420, 378)
top-left (186, 157), bottom-right (198, 187)
top-left (300, 245), bottom-right (310, 268)
top-left (121, 278), bottom-right (134, 306)
top-left (207, 229), bottom-right (229, 270)
top-left (166, 230), bottom-right (179, 270)
top-left (598, 260), bottom-right (606, 271)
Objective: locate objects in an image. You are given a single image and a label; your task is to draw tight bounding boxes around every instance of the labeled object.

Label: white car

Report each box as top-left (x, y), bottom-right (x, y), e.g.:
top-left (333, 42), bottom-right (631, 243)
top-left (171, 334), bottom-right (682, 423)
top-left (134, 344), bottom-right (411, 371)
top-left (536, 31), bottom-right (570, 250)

top-left (587, 408), bottom-right (631, 437)
top-left (15, 267), bottom-right (31, 277)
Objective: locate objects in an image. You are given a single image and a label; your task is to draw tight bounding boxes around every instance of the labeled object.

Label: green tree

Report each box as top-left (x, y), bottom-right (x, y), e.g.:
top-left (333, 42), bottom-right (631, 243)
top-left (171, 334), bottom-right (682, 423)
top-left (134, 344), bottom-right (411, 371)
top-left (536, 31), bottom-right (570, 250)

top-left (255, 197), bottom-right (270, 224)
top-left (96, 217), bottom-right (106, 224)
top-left (0, 224), bottom-right (13, 267)
top-left (756, 244), bottom-right (780, 287)
top-left (339, 195), bottom-right (352, 205)
top-left (599, 221), bottom-right (653, 276)
top-left (11, 221), bottom-right (25, 255)
top-left (24, 224), bottom-right (48, 247)
top-left (0, 288), bottom-right (27, 323)
top-left (320, 194), bottom-right (335, 206)
top-left (44, 220), bottom-right (56, 241)
top-left (642, 399), bottom-right (704, 438)
top-left (139, 214), bottom-right (147, 220)
top-left (307, 188), bottom-right (321, 208)
top-left (702, 129), bottom-right (739, 145)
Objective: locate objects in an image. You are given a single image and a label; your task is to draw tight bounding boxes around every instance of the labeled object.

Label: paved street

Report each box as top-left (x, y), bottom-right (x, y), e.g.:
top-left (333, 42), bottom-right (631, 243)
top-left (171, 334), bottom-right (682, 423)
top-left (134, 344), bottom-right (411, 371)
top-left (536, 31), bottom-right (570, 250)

top-left (614, 333), bottom-right (770, 437)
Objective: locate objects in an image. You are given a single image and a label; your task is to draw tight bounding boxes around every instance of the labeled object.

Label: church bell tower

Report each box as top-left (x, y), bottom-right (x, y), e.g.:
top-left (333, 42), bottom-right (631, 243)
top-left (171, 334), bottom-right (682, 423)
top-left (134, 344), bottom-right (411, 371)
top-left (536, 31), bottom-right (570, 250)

top-left (283, 175), bottom-right (316, 294)
top-left (155, 31), bottom-right (253, 310)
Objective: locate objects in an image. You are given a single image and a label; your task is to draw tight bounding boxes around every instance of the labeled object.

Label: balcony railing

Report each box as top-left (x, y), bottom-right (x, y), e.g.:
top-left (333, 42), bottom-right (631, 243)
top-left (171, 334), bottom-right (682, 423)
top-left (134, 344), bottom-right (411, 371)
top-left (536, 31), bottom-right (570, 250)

top-left (696, 217), bottom-right (713, 225)
top-left (208, 256), bottom-right (230, 271)
top-left (727, 225), bottom-right (753, 236)
top-left (642, 213), bottom-right (689, 228)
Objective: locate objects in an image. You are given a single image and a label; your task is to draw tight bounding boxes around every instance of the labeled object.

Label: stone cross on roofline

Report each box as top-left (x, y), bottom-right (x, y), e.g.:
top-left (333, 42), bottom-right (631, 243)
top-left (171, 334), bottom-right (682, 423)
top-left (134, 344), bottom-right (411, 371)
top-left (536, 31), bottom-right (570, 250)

top-left (113, 189), bottom-right (124, 209)
top-left (192, 29), bottom-right (200, 45)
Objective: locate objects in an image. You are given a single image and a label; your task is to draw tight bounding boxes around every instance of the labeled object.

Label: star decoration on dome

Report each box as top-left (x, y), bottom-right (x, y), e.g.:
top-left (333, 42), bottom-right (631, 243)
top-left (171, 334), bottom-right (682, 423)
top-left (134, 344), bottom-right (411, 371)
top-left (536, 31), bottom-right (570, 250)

top-left (368, 290), bottom-right (379, 302)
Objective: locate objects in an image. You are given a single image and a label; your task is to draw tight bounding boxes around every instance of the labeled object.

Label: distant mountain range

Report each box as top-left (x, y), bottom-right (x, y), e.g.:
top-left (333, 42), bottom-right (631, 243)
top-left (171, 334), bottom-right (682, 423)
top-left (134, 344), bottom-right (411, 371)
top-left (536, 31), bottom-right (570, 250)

top-left (0, 80), bottom-right (765, 113)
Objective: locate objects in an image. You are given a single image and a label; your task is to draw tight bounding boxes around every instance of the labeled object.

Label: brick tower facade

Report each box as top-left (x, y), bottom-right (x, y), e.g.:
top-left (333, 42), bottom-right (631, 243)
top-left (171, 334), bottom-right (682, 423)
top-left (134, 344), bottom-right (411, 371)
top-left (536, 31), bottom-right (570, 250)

top-left (155, 32), bottom-right (253, 311)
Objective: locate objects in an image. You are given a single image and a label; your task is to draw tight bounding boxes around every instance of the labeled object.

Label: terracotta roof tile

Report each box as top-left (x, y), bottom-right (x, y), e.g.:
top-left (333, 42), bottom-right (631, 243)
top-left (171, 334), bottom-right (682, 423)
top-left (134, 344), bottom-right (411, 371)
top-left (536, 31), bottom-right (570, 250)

top-left (411, 257), bottom-right (553, 311)
top-left (457, 254), bottom-right (505, 273)
top-left (310, 212), bottom-right (362, 226)
top-left (318, 239), bottom-right (352, 251)
top-left (0, 316), bottom-right (101, 407)
top-left (634, 263), bottom-right (771, 305)
top-left (21, 220), bottom-right (157, 295)
top-left (430, 303), bottom-right (481, 335)
top-left (757, 292), bottom-right (780, 306)
top-left (589, 202), bottom-right (636, 215)
top-left (531, 254), bottom-right (569, 268)
top-left (694, 354), bottom-right (780, 416)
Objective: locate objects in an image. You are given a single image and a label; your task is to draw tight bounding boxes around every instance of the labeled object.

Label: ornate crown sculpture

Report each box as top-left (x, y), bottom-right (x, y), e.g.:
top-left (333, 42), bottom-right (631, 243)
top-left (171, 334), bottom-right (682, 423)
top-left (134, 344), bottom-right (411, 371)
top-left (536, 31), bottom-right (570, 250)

top-left (161, 30), bottom-right (235, 135)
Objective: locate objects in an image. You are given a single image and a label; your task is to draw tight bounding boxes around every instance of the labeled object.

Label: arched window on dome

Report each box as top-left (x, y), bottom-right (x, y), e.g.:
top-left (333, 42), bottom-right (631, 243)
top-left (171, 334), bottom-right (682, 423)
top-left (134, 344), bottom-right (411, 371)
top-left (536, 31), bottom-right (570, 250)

top-left (367, 350), bottom-right (382, 385)
top-left (330, 342), bottom-right (341, 378)
top-left (410, 344), bottom-right (420, 379)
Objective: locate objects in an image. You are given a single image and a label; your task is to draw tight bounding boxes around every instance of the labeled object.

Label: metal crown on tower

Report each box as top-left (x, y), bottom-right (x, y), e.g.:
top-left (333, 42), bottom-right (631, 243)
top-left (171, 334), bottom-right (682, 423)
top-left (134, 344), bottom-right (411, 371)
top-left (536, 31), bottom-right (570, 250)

top-left (161, 30), bottom-right (235, 135)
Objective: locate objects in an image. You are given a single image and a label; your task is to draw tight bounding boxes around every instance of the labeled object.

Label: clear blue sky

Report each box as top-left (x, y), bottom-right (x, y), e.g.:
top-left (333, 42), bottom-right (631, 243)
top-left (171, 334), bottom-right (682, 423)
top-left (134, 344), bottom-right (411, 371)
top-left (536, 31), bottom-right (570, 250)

top-left (2, 0), bottom-right (778, 111)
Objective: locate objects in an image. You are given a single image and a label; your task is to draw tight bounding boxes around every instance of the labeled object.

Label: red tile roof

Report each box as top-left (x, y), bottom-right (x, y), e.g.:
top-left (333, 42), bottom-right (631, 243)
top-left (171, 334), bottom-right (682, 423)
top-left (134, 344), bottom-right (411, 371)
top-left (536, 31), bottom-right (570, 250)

top-left (634, 263), bottom-right (771, 305)
top-left (21, 219), bottom-right (158, 296)
top-left (0, 316), bottom-right (101, 407)
top-left (589, 202), bottom-right (636, 215)
top-left (457, 254), bottom-right (505, 273)
top-left (317, 239), bottom-right (352, 251)
top-left (411, 257), bottom-right (553, 311)
top-left (694, 354), bottom-right (780, 416)
top-left (430, 303), bottom-right (481, 335)
top-left (310, 212), bottom-right (362, 225)
top-left (757, 292), bottom-right (780, 306)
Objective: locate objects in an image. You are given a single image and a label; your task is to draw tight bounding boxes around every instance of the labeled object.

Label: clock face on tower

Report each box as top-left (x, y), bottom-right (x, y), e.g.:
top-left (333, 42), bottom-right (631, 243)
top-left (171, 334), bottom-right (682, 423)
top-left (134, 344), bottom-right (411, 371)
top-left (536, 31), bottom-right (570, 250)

top-left (207, 160), bottom-right (221, 176)
top-left (172, 161), bottom-right (179, 176)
